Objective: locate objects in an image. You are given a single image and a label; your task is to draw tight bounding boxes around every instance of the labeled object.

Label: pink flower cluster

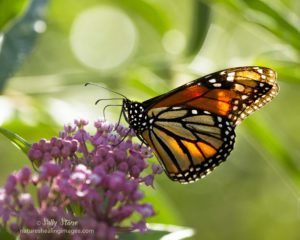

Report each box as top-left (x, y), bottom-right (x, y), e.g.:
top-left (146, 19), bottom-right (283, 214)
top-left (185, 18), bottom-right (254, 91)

top-left (0, 120), bottom-right (163, 240)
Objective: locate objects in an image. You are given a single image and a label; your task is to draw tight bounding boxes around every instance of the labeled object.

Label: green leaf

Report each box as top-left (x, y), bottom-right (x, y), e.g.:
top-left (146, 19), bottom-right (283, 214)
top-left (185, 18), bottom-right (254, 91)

top-left (0, 0), bottom-right (49, 91)
top-left (0, 226), bottom-right (15, 240)
top-left (119, 224), bottom-right (194, 240)
top-left (185, 0), bottom-right (211, 57)
top-left (217, 0), bottom-right (300, 52)
top-left (243, 0), bottom-right (300, 51)
top-left (0, 0), bottom-right (29, 31)
top-left (0, 127), bottom-right (31, 155)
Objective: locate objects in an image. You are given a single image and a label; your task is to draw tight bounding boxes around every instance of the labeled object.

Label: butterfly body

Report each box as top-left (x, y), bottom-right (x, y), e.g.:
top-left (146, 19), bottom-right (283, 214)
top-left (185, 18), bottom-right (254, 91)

top-left (122, 66), bottom-right (279, 183)
top-left (123, 100), bottom-right (149, 135)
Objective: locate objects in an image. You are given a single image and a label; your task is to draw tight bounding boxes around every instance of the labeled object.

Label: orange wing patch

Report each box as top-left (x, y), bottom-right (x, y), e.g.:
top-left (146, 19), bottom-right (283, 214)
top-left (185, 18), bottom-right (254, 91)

top-left (181, 140), bottom-right (205, 165)
top-left (142, 130), bottom-right (179, 174)
top-left (152, 128), bottom-right (190, 172)
top-left (151, 85), bottom-right (208, 109)
top-left (187, 97), bottom-right (231, 116)
top-left (204, 89), bottom-right (238, 103)
top-left (197, 142), bottom-right (217, 158)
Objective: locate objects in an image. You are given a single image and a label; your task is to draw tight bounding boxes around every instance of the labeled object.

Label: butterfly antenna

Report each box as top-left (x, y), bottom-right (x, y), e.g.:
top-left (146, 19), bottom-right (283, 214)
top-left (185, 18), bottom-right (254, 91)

top-left (85, 82), bottom-right (127, 99)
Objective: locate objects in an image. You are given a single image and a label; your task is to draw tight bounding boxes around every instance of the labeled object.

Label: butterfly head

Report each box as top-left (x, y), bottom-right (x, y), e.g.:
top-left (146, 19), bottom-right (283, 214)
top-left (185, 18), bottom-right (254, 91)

top-left (122, 99), bottom-right (149, 134)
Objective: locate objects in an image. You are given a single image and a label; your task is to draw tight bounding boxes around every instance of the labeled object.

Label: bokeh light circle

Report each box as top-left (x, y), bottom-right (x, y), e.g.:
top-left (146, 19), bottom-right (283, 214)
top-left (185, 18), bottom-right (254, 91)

top-left (70, 6), bottom-right (137, 71)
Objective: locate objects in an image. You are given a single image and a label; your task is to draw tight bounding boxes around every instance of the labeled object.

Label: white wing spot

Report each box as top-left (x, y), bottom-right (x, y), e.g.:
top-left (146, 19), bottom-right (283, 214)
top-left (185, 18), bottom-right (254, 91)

top-left (226, 76), bottom-right (234, 82)
top-left (213, 83), bottom-right (222, 87)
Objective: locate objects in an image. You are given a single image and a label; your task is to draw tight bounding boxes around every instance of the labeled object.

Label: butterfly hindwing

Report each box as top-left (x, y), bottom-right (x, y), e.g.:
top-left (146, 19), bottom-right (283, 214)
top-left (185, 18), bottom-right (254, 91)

top-left (142, 107), bottom-right (236, 183)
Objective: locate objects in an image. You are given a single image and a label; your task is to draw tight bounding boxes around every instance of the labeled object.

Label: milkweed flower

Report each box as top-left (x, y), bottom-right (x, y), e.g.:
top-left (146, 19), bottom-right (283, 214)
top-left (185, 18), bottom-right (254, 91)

top-left (0, 119), bottom-right (163, 240)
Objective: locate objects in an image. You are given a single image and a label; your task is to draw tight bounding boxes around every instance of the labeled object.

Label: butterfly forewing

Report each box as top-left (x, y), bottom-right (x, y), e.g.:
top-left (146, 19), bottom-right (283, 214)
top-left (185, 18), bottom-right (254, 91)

top-left (143, 66), bottom-right (278, 126)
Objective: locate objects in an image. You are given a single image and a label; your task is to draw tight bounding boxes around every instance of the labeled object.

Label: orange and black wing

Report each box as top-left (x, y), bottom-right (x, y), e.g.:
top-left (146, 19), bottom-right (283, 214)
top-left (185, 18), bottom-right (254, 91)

top-left (141, 66), bottom-right (278, 183)
top-left (142, 108), bottom-right (235, 183)
top-left (143, 66), bottom-right (278, 126)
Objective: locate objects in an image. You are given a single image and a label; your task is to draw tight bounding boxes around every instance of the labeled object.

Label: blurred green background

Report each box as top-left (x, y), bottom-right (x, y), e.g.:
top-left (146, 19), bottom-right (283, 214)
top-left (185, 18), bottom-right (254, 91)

top-left (1, 0), bottom-right (300, 239)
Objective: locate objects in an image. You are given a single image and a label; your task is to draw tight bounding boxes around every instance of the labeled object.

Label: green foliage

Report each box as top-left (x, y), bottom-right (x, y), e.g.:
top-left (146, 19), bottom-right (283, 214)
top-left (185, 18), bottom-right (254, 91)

top-left (244, 116), bottom-right (300, 186)
top-left (0, 226), bottom-right (14, 240)
top-left (0, 0), bottom-right (48, 91)
top-left (0, 127), bottom-right (31, 155)
top-left (185, 0), bottom-right (211, 57)
top-left (0, 0), bottom-right (29, 31)
top-left (113, 0), bottom-right (172, 35)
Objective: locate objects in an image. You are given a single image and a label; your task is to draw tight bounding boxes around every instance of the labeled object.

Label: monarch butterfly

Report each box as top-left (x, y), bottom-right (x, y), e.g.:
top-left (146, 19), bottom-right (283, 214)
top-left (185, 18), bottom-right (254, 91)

top-left (118, 66), bottom-right (279, 183)
top-left (88, 66), bottom-right (277, 183)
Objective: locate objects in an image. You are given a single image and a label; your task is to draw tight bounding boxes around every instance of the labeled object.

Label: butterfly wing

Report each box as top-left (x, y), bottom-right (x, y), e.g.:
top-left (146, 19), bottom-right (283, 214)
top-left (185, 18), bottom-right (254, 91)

top-left (143, 66), bottom-right (278, 126)
top-left (142, 108), bottom-right (235, 183)
top-left (141, 66), bottom-right (278, 183)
